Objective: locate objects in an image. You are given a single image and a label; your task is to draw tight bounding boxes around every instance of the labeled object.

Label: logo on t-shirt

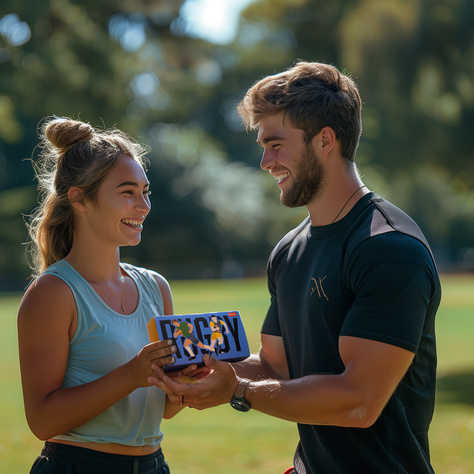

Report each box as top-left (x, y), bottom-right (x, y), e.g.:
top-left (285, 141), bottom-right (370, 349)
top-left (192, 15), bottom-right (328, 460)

top-left (310, 276), bottom-right (329, 301)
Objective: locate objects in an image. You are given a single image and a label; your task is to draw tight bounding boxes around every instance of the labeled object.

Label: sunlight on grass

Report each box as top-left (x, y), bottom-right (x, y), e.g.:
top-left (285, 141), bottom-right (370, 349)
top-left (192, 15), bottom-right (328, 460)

top-left (1, 274), bottom-right (473, 473)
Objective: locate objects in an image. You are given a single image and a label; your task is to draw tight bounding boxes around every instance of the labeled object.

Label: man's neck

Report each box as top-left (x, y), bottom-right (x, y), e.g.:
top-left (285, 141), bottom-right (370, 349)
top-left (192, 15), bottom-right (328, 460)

top-left (306, 176), bottom-right (368, 226)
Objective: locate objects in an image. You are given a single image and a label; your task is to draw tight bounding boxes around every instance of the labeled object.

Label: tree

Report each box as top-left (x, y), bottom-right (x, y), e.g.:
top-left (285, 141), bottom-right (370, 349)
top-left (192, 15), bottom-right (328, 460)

top-left (1, 0), bottom-right (473, 289)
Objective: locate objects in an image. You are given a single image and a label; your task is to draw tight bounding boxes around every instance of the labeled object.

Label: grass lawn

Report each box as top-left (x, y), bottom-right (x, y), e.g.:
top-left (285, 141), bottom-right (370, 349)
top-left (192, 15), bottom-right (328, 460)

top-left (1, 274), bottom-right (473, 473)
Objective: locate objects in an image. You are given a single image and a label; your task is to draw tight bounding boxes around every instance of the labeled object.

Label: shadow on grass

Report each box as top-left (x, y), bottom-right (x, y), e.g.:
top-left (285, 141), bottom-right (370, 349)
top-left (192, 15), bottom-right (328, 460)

top-left (436, 370), bottom-right (474, 406)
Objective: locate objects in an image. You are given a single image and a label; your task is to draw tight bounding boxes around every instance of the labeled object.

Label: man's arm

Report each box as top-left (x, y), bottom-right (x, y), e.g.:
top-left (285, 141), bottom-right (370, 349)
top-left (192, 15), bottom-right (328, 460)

top-left (241, 336), bottom-right (413, 427)
top-left (149, 332), bottom-right (413, 428)
top-left (147, 333), bottom-right (288, 408)
top-left (233, 333), bottom-right (289, 380)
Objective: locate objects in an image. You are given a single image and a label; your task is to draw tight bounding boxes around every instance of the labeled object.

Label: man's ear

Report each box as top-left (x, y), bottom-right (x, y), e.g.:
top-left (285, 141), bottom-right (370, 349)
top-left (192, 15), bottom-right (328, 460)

top-left (317, 126), bottom-right (337, 156)
top-left (68, 187), bottom-right (87, 211)
top-left (311, 126), bottom-right (336, 158)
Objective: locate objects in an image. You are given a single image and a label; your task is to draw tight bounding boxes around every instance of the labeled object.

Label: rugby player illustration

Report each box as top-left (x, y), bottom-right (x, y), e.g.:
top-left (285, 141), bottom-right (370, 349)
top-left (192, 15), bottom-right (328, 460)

top-left (171, 319), bottom-right (213, 360)
top-left (209, 314), bottom-right (230, 355)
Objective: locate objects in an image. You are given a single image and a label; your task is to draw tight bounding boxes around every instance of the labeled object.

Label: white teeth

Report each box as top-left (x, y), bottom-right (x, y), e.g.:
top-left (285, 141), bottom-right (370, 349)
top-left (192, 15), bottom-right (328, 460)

top-left (122, 219), bottom-right (142, 227)
top-left (275, 172), bottom-right (290, 183)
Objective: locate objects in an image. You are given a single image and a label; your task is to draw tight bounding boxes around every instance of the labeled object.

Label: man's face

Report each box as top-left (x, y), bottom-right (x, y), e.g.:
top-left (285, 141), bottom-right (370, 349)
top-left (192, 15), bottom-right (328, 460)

top-left (282, 141), bottom-right (325, 208)
top-left (257, 114), bottom-right (325, 208)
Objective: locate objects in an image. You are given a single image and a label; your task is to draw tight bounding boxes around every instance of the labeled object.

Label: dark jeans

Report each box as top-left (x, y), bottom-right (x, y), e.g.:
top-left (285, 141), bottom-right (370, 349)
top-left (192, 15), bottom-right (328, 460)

top-left (30, 441), bottom-right (170, 474)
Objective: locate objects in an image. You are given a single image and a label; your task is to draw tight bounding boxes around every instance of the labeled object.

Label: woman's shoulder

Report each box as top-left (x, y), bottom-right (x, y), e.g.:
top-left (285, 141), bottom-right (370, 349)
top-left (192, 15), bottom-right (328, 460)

top-left (18, 273), bottom-right (76, 329)
top-left (23, 272), bottom-right (75, 303)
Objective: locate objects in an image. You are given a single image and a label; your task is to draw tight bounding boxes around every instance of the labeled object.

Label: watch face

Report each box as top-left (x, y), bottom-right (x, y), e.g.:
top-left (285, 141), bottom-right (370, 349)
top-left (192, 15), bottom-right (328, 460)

top-left (231, 398), bottom-right (251, 412)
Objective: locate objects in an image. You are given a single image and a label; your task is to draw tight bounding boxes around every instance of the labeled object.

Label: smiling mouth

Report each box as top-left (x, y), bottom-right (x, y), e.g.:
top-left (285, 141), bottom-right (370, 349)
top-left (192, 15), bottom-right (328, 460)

top-left (274, 172), bottom-right (290, 184)
top-left (122, 219), bottom-right (143, 229)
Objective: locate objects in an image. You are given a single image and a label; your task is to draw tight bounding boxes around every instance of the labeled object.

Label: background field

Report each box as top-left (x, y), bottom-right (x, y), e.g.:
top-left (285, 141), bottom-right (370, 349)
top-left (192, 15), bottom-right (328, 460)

top-left (1, 274), bottom-right (473, 473)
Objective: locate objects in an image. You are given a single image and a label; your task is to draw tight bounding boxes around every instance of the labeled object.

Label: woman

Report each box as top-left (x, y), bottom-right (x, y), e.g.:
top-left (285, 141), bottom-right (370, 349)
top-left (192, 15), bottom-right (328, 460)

top-left (18, 117), bottom-right (189, 473)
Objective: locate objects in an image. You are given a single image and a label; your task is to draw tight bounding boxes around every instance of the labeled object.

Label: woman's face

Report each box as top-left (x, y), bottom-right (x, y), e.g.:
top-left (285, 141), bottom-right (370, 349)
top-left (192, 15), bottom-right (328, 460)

top-left (83, 154), bottom-right (151, 249)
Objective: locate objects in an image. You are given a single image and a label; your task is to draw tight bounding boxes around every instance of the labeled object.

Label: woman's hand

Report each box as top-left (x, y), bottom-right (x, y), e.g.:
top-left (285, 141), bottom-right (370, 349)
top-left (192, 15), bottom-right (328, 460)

top-left (127, 339), bottom-right (178, 388)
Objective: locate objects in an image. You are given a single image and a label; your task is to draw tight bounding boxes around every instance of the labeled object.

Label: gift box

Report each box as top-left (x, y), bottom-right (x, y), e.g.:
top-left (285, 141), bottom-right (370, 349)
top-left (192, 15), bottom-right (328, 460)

top-left (147, 310), bottom-right (250, 371)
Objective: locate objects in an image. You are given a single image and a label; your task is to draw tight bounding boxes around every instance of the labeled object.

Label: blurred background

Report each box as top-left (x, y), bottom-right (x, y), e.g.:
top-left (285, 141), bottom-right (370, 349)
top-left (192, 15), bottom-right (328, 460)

top-left (1, 0), bottom-right (473, 290)
top-left (2, 2), bottom-right (474, 472)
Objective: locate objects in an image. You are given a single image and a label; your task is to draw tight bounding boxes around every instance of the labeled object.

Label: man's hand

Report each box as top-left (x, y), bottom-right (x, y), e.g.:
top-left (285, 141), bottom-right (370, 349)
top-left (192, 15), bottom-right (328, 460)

top-left (184, 364), bottom-right (213, 381)
top-left (148, 354), bottom-right (239, 410)
top-left (163, 362), bottom-right (213, 383)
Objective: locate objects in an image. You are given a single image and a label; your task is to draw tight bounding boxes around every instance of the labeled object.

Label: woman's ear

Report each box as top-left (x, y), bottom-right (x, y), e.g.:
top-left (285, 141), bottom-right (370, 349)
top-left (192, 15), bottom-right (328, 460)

top-left (68, 187), bottom-right (87, 211)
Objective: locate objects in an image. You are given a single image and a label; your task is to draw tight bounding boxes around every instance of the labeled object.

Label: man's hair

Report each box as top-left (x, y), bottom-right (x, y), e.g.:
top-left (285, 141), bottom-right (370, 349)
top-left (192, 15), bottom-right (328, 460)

top-left (237, 61), bottom-right (362, 161)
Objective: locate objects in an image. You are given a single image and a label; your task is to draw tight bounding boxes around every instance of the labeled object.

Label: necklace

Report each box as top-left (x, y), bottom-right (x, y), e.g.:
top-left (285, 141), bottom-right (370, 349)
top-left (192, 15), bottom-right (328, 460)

top-left (105, 272), bottom-right (125, 312)
top-left (331, 185), bottom-right (366, 224)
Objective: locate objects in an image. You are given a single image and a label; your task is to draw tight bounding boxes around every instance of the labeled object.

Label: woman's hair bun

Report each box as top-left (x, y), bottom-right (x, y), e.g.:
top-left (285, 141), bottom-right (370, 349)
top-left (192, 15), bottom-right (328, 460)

top-left (44, 117), bottom-right (94, 151)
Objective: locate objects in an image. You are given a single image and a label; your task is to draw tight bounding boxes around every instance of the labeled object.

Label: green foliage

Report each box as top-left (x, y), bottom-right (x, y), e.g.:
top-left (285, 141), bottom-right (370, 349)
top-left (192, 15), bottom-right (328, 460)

top-left (1, 275), bottom-right (474, 473)
top-left (0, 0), bottom-right (473, 288)
top-left (0, 186), bottom-right (37, 289)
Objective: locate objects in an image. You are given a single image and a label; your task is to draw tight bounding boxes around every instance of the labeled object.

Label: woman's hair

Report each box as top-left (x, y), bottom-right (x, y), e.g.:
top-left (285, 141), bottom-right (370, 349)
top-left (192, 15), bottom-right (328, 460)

top-left (237, 61), bottom-right (362, 161)
top-left (26, 117), bottom-right (148, 277)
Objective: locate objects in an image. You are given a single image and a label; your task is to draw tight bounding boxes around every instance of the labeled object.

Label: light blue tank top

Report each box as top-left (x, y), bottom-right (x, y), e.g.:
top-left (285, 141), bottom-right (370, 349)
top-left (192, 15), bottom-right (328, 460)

top-left (44, 259), bottom-right (167, 447)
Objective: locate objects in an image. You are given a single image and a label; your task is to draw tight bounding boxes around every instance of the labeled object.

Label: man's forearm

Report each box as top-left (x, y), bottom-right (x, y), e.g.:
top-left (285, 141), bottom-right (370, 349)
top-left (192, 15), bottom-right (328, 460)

top-left (233, 353), bottom-right (285, 380)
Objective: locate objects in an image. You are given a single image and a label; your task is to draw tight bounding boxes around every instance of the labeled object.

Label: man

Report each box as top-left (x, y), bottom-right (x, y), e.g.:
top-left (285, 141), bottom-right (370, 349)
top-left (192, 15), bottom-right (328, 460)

top-left (150, 61), bottom-right (441, 473)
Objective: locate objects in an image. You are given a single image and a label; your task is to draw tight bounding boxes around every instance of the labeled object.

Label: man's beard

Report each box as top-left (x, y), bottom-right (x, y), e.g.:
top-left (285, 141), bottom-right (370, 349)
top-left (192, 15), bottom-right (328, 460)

top-left (281, 143), bottom-right (325, 208)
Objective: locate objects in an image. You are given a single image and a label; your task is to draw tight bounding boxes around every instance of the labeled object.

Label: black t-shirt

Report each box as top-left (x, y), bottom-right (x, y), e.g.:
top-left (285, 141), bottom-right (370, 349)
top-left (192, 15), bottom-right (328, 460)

top-left (262, 193), bottom-right (441, 474)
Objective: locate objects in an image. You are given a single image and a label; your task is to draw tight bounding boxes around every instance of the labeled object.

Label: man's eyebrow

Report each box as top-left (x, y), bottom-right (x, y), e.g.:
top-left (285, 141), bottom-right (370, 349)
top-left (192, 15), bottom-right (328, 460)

top-left (115, 181), bottom-right (150, 189)
top-left (256, 135), bottom-right (285, 146)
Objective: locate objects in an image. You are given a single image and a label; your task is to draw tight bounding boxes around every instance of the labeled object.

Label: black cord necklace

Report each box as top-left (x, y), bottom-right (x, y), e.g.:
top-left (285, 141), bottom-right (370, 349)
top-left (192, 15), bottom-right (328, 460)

top-left (331, 185), bottom-right (366, 224)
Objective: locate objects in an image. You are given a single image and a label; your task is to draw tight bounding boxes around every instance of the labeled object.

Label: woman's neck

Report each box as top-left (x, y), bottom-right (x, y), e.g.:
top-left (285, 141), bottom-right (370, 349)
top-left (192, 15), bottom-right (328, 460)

top-left (65, 245), bottom-right (122, 283)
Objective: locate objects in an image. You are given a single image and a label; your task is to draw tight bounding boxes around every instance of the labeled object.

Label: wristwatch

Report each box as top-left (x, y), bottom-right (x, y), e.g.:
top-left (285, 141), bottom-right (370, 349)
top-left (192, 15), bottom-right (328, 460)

top-left (230, 379), bottom-right (251, 412)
